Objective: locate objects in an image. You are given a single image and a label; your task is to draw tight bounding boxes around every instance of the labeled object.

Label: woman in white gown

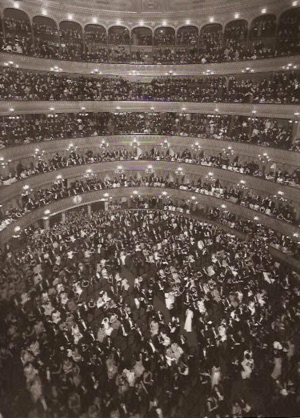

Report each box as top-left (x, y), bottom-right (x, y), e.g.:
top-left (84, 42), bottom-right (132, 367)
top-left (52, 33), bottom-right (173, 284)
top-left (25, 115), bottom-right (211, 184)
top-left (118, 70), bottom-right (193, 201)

top-left (184, 308), bottom-right (193, 332)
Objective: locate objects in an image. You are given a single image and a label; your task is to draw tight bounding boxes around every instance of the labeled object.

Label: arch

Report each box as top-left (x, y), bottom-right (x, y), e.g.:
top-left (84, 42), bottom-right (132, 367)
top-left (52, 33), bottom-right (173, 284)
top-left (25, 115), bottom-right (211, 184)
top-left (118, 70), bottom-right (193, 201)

top-left (277, 7), bottom-right (300, 54)
top-left (131, 26), bottom-right (153, 46)
top-left (3, 7), bottom-right (32, 53)
top-left (199, 23), bottom-right (223, 51)
top-left (59, 20), bottom-right (83, 40)
top-left (154, 26), bottom-right (175, 46)
top-left (59, 21), bottom-right (83, 60)
top-left (224, 19), bottom-right (248, 42)
top-left (200, 23), bottom-right (223, 35)
top-left (84, 24), bottom-right (107, 45)
top-left (32, 16), bottom-right (59, 38)
top-left (3, 7), bottom-right (31, 22)
top-left (250, 14), bottom-right (276, 39)
top-left (177, 25), bottom-right (199, 46)
top-left (108, 25), bottom-right (130, 45)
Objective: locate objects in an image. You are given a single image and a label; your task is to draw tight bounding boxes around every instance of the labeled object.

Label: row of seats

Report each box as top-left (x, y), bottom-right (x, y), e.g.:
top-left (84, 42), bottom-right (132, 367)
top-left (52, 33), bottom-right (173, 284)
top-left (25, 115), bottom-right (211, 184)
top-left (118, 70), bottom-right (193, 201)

top-left (0, 112), bottom-right (295, 152)
top-left (1, 68), bottom-right (299, 104)
top-left (0, 7), bottom-right (300, 63)
top-left (1, 148), bottom-right (299, 188)
top-left (1, 172), bottom-right (298, 232)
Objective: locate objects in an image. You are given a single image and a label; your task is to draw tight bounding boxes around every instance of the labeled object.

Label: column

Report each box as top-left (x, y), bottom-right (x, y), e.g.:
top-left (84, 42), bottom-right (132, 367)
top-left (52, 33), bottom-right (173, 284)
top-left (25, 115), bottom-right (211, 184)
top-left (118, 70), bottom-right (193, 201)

top-left (61, 212), bottom-right (66, 223)
top-left (87, 204), bottom-right (92, 216)
top-left (43, 217), bottom-right (50, 230)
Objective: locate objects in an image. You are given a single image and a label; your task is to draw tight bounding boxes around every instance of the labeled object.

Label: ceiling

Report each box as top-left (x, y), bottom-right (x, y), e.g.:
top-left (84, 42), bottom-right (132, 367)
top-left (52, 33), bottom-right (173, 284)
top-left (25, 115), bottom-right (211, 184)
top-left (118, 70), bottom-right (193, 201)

top-left (33, 0), bottom-right (288, 17)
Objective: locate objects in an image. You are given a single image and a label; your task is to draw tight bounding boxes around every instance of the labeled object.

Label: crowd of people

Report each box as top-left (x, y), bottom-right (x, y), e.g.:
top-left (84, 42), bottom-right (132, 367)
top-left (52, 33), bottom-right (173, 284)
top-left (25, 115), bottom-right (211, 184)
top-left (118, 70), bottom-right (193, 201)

top-left (0, 111), bottom-right (296, 152)
top-left (1, 67), bottom-right (300, 104)
top-left (0, 168), bottom-right (298, 233)
top-left (1, 10), bottom-right (300, 63)
top-left (0, 207), bottom-right (300, 418)
top-left (1, 147), bottom-right (299, 190)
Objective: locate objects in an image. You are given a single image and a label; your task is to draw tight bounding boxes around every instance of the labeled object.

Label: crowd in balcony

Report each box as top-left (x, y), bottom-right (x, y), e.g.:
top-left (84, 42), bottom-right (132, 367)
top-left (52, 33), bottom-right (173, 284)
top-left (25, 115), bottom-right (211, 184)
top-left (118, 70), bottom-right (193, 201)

top-left (0, 207), bottom-right (300, 418)
top-left (1, 147), bottom-right (299, 190)
top-left (0, 112), bottom-right (296, 152)
top-left (1, 67), bottom-right (300, 104)
top-left (0, 169), bottom-right (298, 233)
top-left (1, 8), bottom-right (300, 64)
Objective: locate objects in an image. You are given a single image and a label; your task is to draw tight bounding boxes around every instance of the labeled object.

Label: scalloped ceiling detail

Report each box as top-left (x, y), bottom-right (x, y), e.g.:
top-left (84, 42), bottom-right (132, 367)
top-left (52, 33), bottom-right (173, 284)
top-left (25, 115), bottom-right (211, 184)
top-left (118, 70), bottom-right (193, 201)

top-left (32, 0), bottom-right (284, 15)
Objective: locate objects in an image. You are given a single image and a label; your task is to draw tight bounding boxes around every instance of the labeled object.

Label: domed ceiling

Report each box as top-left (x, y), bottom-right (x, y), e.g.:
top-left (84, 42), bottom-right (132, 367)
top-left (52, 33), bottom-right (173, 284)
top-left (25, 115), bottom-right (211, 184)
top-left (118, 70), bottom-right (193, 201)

top-left (24, 0), bottom-right (289, 17)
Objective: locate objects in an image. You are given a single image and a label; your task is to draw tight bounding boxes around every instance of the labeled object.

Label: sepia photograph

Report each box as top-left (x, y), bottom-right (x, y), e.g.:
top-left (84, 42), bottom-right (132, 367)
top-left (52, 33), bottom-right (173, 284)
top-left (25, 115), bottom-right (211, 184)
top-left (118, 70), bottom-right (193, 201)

top-left (0, 0), bottom-right (300, 417)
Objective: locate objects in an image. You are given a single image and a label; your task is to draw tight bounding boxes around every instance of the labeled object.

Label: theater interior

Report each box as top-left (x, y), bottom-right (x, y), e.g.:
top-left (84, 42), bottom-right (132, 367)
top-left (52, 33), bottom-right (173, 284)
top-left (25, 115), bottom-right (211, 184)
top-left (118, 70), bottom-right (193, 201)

top-left (0, 0), bottom-right (300, 417)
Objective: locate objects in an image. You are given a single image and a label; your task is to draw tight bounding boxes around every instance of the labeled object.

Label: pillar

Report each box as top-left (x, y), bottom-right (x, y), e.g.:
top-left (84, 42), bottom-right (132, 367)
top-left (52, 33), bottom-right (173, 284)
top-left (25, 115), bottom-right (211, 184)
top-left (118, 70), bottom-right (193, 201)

top-left (43, 217), bottom-right (50, 230)
top-left (61, 212), bottom-right (66, 223)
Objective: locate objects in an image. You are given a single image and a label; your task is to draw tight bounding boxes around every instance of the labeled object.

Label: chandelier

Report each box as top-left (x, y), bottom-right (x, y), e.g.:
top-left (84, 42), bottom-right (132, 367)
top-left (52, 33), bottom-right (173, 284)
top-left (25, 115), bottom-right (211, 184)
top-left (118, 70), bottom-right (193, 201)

top-left (145, 164), bottom-right (154, 174)
top-left (160, 139), bottom-right (170, 149)
top-left (175, 167), bottom-right (184, 176)
top-left (99, 139), bottom-right (108, 149)
top-left (131, 138), bottom-right (140, 148)
top-left (115, 165), bottom-right (125, 174)
top-left (191, 141), bottom-right (202, 152)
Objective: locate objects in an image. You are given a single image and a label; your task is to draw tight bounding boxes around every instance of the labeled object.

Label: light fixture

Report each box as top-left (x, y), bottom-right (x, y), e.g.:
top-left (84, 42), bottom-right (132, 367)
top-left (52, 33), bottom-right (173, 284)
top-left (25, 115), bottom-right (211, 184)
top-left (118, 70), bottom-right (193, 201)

top-left (68, 14), bottom-right (73, 20)
top-left (116, 19), bottom-right (121, 25)
top-left (258, 153), bottom-right (271, 163)
top-left (293, 1), bottom-right (298, 6)
top-left (93, 17), bottom-right (98, 24)
top-left (56, 174), bottom-right (63, 180)
top-left (131, 138), bottom-right (140, 148)
top-left (252, 110), bottom-right (257, 114)
top-left (41, 9), bottom-right (47, 16)
top-left (192, 141), bottom-right (202, 151)
top-left (100, 139), bottom-right (108, 149)
top-left (160, 139), bottom-right (170, 149)
top-left (145, 165), bottom-right (154, 174)
top-left (133, 190), bottom-right (139, 195)
top-left (209, 17), bottom-right (214, 23)
top-left (44, 209), bottom-right (51, 215)
top-left (49, 107), bottom-right (55, 111)
top-left (81, 106), bottom-right (86, 110)
top-left (191, 196), bottom-right (196, 200)
top-left (14, 226), bottom-right (21, 233)
top-left (254, 216), bottom-right (259, 221)
top-left (162, 20), bottom-right (167, 26)
top-left (162, 191), bottom-right (168, 196)
top-left (9, 108), bottom-right (14, 112)
top-left (175, 167), bottom-right (184, 176)
top-left (115, 165), bottom-right (125, 174)
top-left (186, 19), bottom-right (191, 25)
top-left (14, 1), bottom-right (20, 9)
top-left (261, 8), bottom-right (267, 14)
top-left (104, 193), bottom-right (109, 197)
top-left (221, 204), bottom-right (227, 209)
top-left (139, 20), bottom-right (144, 26)
top-left (23, 185), bottom-right (29, 190)
top-left (234, 13), bottom-right (240, 19)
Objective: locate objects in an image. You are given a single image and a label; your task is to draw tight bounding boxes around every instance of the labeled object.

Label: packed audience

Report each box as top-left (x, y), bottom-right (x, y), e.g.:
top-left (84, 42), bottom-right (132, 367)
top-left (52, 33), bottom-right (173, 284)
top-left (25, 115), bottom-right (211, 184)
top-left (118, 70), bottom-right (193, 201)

top-left (2, 11), bottom-right (300, 63)
top-left (0, 169), bottom-right (298, 232)
top-left (1, 147), bottom-right (299, 189)
top-left (0, 111), bottom-right (296, 152)
top-left (0, 207), bottom-right (300, 418)
top-left (1, 67), bottom-right (300, 104)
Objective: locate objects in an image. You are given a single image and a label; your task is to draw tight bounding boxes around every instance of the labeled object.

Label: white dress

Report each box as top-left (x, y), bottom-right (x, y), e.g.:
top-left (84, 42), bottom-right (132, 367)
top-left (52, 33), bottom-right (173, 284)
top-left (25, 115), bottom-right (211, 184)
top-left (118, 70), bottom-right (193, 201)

top-left (184, 308), bottom-right (193, 332)
top-left (211, 366), bottom-right (221, 388)
top-left (165, 292), bottom-right (175, 310)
